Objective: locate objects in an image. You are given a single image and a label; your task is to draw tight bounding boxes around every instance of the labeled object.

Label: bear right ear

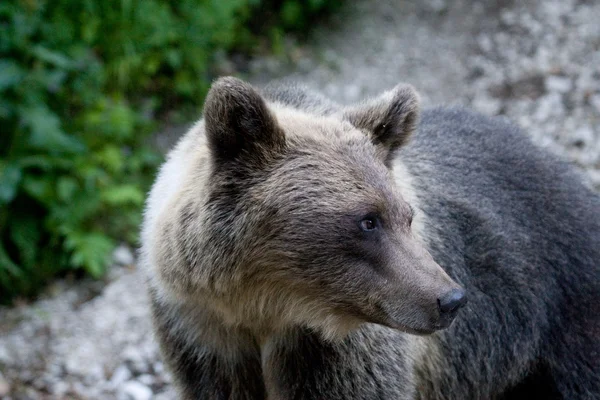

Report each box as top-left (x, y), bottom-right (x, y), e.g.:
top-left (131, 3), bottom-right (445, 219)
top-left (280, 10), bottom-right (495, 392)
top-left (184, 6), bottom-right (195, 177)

top-left (203, 77), bottom-right (285, 165)
top-left (344, 84), bottom-right (420, 166)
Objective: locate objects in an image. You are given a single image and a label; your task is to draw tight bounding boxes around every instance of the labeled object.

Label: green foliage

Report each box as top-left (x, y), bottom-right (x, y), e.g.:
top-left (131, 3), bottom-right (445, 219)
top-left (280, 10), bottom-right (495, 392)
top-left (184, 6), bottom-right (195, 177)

top-left (0, 0), bottom-right (340, 303)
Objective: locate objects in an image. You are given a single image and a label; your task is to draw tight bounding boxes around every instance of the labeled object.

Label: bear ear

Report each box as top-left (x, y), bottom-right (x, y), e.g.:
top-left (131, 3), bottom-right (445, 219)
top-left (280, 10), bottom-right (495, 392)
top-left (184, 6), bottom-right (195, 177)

top-left (344, 84), bottom-right (420, 165)
top-left (203, 77), bottom-right (285, 165)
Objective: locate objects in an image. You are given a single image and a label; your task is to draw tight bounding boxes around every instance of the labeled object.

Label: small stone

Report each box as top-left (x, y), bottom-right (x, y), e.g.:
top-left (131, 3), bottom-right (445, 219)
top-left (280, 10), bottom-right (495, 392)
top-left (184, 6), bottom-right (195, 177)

top-left (426, 0), bottom-right (447, 13)
top-left (0, 345), bottom-right (9, 364)
top-left (587, 169), bottom-right (600, 191)
top-left (122, 380), bottom-right (153, 400)
top-left (477, 35), bottom-right (493, 53)
top-left (153, 361), bottom-right (164, 375)
top-left (123, 346), bottom-right (149, 374)
top-left (589, 94), bottom-right (600, 112)
top-left (137, 374), bottom-right (155, 386)
top-left (113, 245), bottom-right (135, 266)
top-left (472, 95), bottom-right (503, 115)
top-left (110, 365), bottom-right (132, 389)
top-left (51, 381), bottom-right (70, 396)
top-left (297, 57), bottom-right (313, 73)
top-left (567, 126), bottom-right (594, 148)
top-left (534, 93), bottom-right (564, 122)
top-left (71, 381), bottom-right (89, 397)
top-left (0, 375), bottom-right (10, 397)
top-left (153, 388), bottom-right (178, 400)
top-left (545, 75), bottom-right (572, 93)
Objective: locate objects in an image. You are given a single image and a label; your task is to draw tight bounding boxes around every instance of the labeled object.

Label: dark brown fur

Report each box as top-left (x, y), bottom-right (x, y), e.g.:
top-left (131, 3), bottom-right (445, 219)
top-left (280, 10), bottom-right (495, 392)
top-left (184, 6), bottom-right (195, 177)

top-left (141, 77), bottom-right (600, 399)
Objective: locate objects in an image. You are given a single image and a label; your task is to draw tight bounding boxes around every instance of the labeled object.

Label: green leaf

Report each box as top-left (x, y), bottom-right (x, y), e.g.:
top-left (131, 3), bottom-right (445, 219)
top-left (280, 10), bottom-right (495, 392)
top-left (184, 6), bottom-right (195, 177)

top-left (18, 155), bottom-right (73, 170)
top-left (10, 213), bottom-right (41, 269)
top-left (281, 0), bottom-right (304, 28)
top-left (22, 175), bottom-right (55, 205)
top-left (308, 0), bottom-right (326, 11)
top-left (165, 49), bottom-right (182, 68)
top-left (65, 232), bottom-right (114, 278)
top-left (30, 46), bottom-right (74, 69)
top-left (43, 69), bottom-right (69, 92)
top-left (106, 102), bottom-right (136, 140)
top-left (57, 176), bottom-right (78, 202)
top-left (0, 60), bottom-right (25, 91)
top-left (21, 105), bottom-right (86, 154)
top-left (0, 242), bottom-right (23, 279)
top-left (81, 16), bottom-right (101, 43)
top-left (81, 99), bottom-right (137, 140)
top-left (0, 163), bottom-right (23, 204)
top-left (101, 184), bottom-right (144, 206)
top-left (49, 191), bottom-right (102, 236)
top-left (0, 97), bottom-right (13, 119)
top-left (174, 70), bottom-right (195, 97)
top-left (94, 145), bottom-right (124, 173)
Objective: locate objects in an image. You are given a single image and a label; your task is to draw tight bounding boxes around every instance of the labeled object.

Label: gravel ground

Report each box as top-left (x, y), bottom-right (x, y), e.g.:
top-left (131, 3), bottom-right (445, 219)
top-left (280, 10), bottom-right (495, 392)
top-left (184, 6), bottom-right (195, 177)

top-left (1, 0), bottom-right (599, 398)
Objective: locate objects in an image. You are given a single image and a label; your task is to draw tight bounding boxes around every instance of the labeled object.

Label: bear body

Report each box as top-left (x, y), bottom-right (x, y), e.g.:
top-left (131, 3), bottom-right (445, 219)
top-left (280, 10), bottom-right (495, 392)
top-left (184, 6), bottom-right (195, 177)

top-left (141, 78), bottom-right (600, 399)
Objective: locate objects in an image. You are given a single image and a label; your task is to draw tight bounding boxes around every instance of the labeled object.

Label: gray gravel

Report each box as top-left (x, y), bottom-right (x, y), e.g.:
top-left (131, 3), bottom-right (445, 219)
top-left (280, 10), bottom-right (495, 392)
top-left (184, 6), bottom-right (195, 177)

top-left (250, 0), bottom-right (600, 187)
top-left (1, 0), bottom-right (599, 398)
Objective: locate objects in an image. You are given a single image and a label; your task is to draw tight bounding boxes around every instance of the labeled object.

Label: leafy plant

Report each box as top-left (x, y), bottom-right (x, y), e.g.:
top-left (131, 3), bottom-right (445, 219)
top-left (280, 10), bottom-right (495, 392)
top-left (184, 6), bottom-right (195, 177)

top-left (0, 0), bottom-right (340, 303)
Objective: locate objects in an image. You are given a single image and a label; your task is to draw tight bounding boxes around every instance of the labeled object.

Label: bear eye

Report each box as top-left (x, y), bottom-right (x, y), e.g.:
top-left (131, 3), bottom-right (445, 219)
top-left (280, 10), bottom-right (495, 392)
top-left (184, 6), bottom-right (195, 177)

top-left (359, 215), bottom-right (379, 232)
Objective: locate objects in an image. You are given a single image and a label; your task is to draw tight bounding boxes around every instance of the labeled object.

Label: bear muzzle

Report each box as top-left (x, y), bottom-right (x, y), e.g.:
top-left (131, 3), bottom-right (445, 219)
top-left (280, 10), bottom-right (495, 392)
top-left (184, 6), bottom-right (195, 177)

top-left (374, 288), bottom-right (467, 335)
top-left (367, 261), bottom-right (468, 335)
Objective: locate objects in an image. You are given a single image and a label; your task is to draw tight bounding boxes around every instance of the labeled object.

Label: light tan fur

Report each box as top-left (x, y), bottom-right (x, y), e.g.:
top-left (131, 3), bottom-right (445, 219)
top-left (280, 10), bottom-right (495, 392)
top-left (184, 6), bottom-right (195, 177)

top-left (142, 106), bottom-right (420, 342)
top-left (141, 78), bottom-right (466, 398)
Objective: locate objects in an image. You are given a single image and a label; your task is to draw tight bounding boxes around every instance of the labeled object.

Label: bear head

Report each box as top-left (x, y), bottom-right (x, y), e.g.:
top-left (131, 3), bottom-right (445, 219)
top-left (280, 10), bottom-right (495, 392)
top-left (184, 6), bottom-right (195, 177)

top-left (154, 77), bottom-right (466, 340)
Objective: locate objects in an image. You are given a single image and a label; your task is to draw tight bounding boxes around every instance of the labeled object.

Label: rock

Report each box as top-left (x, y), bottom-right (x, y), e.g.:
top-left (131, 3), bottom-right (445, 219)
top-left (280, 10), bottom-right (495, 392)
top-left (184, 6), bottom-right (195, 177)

top-left (153, 361), bottom-right (165, 375)
top-left (472, 95), bottom-right (503, 115)
top-left (153, 388), bottom-right (178, 400)
top-left (123, 345), bottom-right (150, 375)
top-left (568, 126), bottom-right (594, 148)
top-left (0, 373), bottom-right (10, 397)
top-left (425, 0), bottom-right (447, 13)
top-left (64, 341), bottom-right (105, 380)
top-left (546, 75), bottom-right (573, 93)
top-left (122, 380), bottom-right (153, 400)
top-left (113, 245), bottom-right (135, 266)
top-left (587, 169), bottom-right (600, 190)
top-left (534, 93), bottom-right (564, 122)
top-left (477, 34), bottom-right (494, 53)
top-left (590, 94), bottom-right (600, 112)
top-left (50, 380), bottom-right (70, 396)
top-left (110, 365), bottom-right (132, 389)
top-left (137, 374), bottom-right (155, 386)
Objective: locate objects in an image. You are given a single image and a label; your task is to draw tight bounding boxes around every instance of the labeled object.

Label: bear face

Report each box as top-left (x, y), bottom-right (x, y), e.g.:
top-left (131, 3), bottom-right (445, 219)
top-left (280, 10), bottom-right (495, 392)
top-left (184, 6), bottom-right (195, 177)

top-left (148, 77), bottom-right (465, 341)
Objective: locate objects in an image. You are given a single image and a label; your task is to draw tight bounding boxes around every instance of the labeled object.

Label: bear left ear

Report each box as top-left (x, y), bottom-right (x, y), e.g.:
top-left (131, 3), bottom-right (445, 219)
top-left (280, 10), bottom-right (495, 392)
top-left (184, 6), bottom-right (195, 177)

top-left (344, 84), bottom-right (420, 165)
top-left (203, 77), bottom-right (285, 166)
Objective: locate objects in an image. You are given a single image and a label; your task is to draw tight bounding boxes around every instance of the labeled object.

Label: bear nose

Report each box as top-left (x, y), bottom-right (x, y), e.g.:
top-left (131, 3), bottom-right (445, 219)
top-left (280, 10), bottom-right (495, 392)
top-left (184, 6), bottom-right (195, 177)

top-left (438, 288), bottom-right (467, 315)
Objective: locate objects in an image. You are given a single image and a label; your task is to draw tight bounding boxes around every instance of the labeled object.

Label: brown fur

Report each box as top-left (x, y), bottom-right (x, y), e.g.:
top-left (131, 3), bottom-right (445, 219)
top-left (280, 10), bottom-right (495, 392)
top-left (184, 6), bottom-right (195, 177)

top-left (141, 77), bottom-right (465, 398)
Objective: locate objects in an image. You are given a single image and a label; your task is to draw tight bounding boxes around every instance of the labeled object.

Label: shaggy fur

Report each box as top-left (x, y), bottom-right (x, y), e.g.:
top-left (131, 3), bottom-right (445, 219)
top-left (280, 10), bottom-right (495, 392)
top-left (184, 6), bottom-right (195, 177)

top-left (141, 77), bottom-right (600, 399)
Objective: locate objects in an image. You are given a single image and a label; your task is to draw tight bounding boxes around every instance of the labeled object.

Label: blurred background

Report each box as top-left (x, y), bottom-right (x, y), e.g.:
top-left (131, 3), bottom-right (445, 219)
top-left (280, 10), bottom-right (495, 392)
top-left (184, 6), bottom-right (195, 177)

top-left (0, 0), bottom-right (598, 398)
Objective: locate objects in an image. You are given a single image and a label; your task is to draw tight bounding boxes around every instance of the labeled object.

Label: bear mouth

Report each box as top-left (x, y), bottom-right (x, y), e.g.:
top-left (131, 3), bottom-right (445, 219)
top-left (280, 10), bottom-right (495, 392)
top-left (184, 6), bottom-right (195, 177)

top-left (370, 310), bottom-right (457, 335)
top-left (364, 303), bottom-right (451, 336)
top-left (341, 303), bottom-right (456, 336)
top-left (381, 320), bottom-right (439, 336)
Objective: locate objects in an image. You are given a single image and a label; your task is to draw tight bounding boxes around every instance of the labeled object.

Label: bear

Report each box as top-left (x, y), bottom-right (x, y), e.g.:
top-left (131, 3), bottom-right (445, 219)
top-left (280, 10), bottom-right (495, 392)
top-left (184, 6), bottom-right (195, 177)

top-left (140, 77), bottom-right (600, 399)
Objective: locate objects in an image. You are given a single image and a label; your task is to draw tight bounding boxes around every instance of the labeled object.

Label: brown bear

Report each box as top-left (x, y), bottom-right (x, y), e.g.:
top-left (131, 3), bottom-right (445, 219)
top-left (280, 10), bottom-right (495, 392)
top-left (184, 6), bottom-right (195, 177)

top-left (140, 77), bottom-right (600, 399)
